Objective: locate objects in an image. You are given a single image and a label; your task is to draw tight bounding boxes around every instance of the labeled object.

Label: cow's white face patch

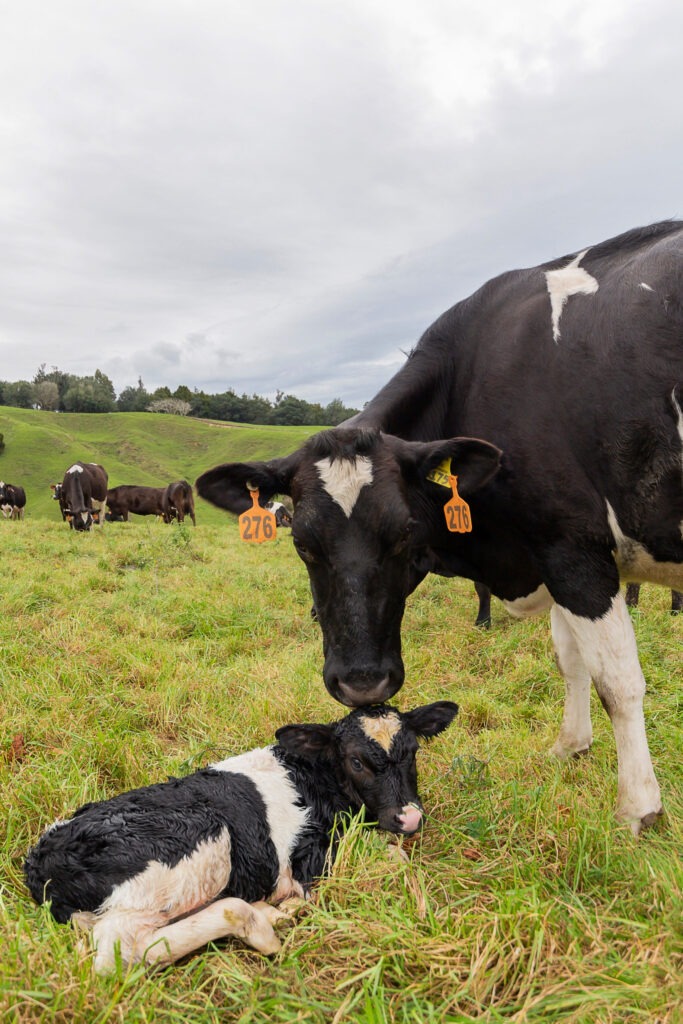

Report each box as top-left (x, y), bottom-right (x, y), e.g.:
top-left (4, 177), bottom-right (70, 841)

top-left (359, 712), bottom-right (402, 752)
top-left (67, 464), bottom-right (84, 474)
top-left (545, 249), bottom-right (599, 342)
top-left (606, 501), bottom-right (683, 587)
top-left (314, 456), bottom-right (373, 517)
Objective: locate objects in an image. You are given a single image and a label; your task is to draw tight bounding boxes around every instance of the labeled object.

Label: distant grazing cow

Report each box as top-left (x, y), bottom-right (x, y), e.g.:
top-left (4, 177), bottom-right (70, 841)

top-left (625, 583), bottom-right (683, 613)
top-left (25, 700), bottom-right (457, 972)
top-left (0, 481), bottom-right (26, 520)
top-left (265, 500), bottom-right (293, 528)
top-left (105, 485), bottom-right (166, 522)
top-left (58, 463), bottom-right (108, 531)
top-left (163, 480), bottom-right (196, 525)
top-left (50, 482), bottom-right (67, 520)
top-left (197, 221), bottom-right (683, 834)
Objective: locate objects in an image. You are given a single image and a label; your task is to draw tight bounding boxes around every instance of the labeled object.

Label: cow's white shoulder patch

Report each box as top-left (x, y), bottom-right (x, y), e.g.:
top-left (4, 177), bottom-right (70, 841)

top-left (360, 712), bottom-right (401, 752)
top-left (544, 249), bottom-right (599, 342)
top-left (211, 746), bottom-right (309, 874)
top-left (639, 282), bottom-right (654, 292)
top-left (315, 456), bottom-right (373, 517)
top-left (67, 464), bottom-right (83, 474)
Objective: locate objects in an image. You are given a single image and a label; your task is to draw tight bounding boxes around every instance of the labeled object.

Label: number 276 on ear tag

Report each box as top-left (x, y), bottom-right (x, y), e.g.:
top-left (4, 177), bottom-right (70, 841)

top-left (444, 475), bottom-right (472, 533)
top-left (239, 489), bottom-right (277, 543)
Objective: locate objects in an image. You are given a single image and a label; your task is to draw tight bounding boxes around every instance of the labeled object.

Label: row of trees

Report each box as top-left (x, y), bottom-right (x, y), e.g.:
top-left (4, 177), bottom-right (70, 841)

top-left (0, 367), bottom-right (360, 427)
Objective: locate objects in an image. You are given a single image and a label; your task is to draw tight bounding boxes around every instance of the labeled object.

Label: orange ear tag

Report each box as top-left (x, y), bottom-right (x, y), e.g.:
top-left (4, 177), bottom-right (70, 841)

top-left (239, 488), bottom-right (277, 543)
top-left (443, 475), bottom-right (472, 533)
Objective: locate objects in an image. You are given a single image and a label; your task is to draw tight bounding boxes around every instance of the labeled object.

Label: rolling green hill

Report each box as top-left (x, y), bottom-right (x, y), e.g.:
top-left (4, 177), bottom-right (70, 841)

top-left (0, 407), bottom-right (317, 524)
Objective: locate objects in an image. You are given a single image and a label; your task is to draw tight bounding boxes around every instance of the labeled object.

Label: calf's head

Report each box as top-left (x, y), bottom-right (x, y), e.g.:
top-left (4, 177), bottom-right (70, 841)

top-left (276, 700), bottom-right (458, 834)
top-left (196, 427), bottom-right (500, 707)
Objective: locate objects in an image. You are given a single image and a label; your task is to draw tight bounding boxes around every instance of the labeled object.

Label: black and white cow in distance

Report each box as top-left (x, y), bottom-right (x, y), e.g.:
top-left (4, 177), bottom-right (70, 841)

top-left (0, 481), bottom-right (26, 520)
top-left (25, 701), bottom-right (457, 971)
top-left (59, 463), bottom-right (108, 531)
top-left (197, 221), bottom-right (683, 834)
top-left (265, 500), bottom-right (293, 528)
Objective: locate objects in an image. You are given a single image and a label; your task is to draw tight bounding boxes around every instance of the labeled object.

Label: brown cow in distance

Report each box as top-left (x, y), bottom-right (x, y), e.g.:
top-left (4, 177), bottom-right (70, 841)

top-left (106, 485), bottom-right (166, 522)
top-left (162, 480), bottom-right (196, 525)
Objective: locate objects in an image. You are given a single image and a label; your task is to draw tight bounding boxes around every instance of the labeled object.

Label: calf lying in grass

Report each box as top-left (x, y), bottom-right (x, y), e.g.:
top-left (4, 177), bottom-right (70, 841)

top-left (25, 700), bottom-right (457, 972)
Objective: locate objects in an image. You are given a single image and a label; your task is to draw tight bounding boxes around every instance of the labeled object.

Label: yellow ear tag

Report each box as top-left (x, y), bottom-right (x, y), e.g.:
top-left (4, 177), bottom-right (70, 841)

top-left (239, 488), bottom-right (277, 543)
top-left (443, 475), bottom-right (472, 533)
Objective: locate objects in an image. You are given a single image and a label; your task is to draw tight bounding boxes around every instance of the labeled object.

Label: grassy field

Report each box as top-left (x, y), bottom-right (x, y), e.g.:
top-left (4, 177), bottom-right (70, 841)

top-left (0, 412), bottom-right (681, 1023)
top-left (0, 406), bottom-right (316, 523)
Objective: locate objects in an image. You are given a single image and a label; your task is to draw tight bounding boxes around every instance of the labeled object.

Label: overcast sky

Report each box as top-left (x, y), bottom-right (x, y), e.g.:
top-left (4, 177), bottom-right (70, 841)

top-left (1, 0), bottom-right (681, 407)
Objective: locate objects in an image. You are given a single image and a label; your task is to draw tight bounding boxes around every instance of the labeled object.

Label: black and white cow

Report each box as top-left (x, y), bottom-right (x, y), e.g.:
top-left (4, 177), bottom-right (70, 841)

top-left (197, 221), bottom-right (683, 834)
top-left (0, 481), bottom-right (26, 520)
top-left (265, 500), bottom-right (293, 528)
top-left (25, 701), bottom-right (457, 971)
top-left (58, 463), bottom-right (108, 531)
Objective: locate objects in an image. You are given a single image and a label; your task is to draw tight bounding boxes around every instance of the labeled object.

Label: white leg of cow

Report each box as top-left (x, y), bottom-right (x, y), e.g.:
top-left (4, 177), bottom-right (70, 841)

top-left (549, 605), bottom-right (593, 758)
top-left (92, 898), bottom-right (281, 973)
top-left (560, 594), bottom-right (662, 834)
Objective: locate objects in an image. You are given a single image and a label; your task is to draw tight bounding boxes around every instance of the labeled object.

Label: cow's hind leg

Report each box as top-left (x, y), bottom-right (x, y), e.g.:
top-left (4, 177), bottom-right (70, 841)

top-left (558, 594), bottom-right (662, 834)
top-left (549, 605), bottom-right (593, 758)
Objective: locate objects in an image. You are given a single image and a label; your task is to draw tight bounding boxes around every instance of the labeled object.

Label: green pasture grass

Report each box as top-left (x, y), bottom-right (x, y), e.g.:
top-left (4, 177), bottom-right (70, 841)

top-left (0, 519), bottom-right (681, 1023)
top-left (0, 407), bottom-right (315, 523)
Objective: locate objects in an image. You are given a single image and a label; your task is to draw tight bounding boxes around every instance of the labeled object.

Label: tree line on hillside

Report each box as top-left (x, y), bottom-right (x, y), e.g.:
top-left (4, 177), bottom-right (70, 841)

top-left (0, 366), bottom-right (361, 427)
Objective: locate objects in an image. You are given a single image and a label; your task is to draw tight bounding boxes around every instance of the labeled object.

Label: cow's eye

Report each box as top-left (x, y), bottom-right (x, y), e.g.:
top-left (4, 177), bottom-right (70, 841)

top-left (350, 756), bottom-right (364, 772)
top-left (293, 539), bottom-right (315, 563)
top-left (391, 520), bottom-right (416, 555)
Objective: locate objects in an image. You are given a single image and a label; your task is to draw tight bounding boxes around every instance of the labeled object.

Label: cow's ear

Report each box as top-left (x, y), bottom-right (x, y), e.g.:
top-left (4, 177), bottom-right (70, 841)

top-left (389, 436), bottom-right (502, 497)
top-left (195, 453), bottom-right (301, 514)
top-left (402, 701), bottom-right (459, 739)
top-left (275, 723), bottom-right (336, 761)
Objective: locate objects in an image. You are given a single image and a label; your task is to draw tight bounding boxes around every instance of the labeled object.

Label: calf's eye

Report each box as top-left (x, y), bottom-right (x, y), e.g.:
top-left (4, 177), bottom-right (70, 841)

top-left (350, 757), bottom-right (364, 772)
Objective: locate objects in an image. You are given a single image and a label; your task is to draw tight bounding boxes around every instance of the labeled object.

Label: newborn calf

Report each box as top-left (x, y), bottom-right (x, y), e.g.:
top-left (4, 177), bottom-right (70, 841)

top-left (25, 701), bottom-right (457, 971)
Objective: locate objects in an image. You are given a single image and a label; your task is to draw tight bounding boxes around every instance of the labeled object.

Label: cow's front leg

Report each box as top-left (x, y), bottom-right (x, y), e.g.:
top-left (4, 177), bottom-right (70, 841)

top-left (559, 594), bottom-right (662, 834)
top-left (549, 605), bottom-right (593, 758)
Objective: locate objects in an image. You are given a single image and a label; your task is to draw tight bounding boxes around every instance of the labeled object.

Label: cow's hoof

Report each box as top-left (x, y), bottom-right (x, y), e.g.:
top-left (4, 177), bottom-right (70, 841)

top-left (623, 807), bottom-right (664, 836)
top-left (550, 739), bottom-right (592, 760)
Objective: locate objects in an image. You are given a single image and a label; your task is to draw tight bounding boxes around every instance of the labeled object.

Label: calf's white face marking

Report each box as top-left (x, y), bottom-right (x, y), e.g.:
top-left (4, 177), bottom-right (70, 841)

top-left (359, 712), bottom-right (402, 752)
top-left (545, 249), bottom-right (599, 342)
top-left (314, 456), bottom-right (373, 517)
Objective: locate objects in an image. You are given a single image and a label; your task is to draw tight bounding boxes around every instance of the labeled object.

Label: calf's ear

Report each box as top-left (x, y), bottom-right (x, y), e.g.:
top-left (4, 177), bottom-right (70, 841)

top-left (195, 452), bottom-right (302, 515)
top-left (275, 723), bottom-right (336, 761)
top-left (403, 701), bottom-right (459, 738)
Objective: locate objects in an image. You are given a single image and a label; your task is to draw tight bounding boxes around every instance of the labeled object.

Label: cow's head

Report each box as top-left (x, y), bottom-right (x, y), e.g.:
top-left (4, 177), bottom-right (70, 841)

top-left (196, 428), bottom-right (500, 706)
top-left (276, 700), bottom-right (459, 833)
top-left (69, 509), bottom-right (94, 531)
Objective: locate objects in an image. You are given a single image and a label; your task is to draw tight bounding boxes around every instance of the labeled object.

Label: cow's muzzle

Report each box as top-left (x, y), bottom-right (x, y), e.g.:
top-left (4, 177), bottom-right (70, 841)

top-left (323, 659), bottom-right (404, 707)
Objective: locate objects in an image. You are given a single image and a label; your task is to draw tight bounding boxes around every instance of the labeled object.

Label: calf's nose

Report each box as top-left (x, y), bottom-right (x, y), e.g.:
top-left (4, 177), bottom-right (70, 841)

top-left (395, 803), bottom-right (423, 834)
